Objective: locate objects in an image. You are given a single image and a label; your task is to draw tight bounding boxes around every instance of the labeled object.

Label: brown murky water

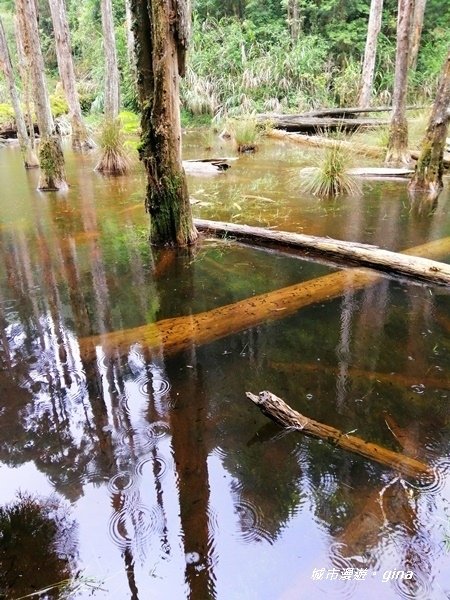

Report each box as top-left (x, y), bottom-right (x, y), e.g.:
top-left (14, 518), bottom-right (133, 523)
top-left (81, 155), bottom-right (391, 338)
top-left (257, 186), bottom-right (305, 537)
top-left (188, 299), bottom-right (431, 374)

top-left (1, 134), bottom-right (450, 599)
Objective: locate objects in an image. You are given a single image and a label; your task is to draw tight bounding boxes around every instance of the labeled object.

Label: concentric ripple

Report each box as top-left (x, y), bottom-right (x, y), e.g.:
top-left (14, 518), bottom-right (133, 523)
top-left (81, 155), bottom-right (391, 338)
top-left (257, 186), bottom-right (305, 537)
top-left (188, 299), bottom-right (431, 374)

top-left (136, 421), bottom-right (171, 451)
top-left (107, 471), bottom-right (139, 494)
top-left (233, 499), bottom-right (273, 544)
top-left (135, 454), bottom-right (170, 479)
top-left (108, 503), bottom-right (165, 550)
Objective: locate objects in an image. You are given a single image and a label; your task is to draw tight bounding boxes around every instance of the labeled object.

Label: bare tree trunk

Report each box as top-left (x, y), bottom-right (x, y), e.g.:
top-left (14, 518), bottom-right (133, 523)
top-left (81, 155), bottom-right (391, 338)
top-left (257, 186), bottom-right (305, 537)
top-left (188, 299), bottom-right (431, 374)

top-left (15, 0), bottom-right (67, 190)
top-left (0, 16), bottom-right (38, 168)
top-left (408, 49), bottom-right (450, 200)
top-left (130, 0), bottom-right (197, 246)
top-left (124, 0), bottom-right (136, 67)
top-left (14, 15), bottom-right (38, 165)
top-left (385, 0), bottom-right (414, 166)
top-left (287, 0), bottom-right (301, 42)
top-left (358, 0), bottom-right (384, 107)
top-left (409, 0), bottom-right (427, 70)
top-left (48, 0), bottom-right (93, 150)
top-left (101, 0), bottom-right (120, 118)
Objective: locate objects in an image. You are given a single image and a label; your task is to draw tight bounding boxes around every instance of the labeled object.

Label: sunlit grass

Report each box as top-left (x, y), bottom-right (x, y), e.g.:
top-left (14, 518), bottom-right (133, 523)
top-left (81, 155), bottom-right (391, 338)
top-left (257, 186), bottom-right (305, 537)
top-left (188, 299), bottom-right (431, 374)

top-left (227, 116), bottom-right (260, 153)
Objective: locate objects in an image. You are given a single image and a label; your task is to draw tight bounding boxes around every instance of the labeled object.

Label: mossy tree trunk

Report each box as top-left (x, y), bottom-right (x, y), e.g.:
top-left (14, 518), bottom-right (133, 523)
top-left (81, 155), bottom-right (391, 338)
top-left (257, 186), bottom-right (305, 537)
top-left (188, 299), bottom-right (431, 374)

top-left (408, 49), bottom-right (450, 200)
top-left (130, 0), bottom-right (197, 246)
top-left (15, 0), bottom-right (67, 190)
top-left (385, 0), bottom-right (413, 166)
top-left (48, 0), bottom-right (93, 151)
top-left (358, 0), bottom-right (384, 108)
top-left (0, 16), bottom-right (38, 168)
top-left (286, 0), bottom-right (300, 42)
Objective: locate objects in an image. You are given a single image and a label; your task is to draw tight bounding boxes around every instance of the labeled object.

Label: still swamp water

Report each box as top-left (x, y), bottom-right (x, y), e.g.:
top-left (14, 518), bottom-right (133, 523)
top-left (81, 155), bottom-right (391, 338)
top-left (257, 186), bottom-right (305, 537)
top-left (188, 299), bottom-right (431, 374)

top-left (0, 133), bottom-right (450, 599)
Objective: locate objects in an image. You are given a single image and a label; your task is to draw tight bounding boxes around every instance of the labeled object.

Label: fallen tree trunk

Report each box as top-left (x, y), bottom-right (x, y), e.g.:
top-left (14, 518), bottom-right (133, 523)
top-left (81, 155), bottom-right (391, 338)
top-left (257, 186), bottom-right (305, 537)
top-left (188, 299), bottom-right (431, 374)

top-left (259, 106), bottom-right (426, 120)
top-left (78, 235), bottom-right (450, 361)
top-left (245, 390), bottom-right (431, 478)
top-left (194, 219), bottom-right (450, 286)
top-left (267, 129), bottom-right (450, 167)
top-left (257, 115), bottom-right (387, 133)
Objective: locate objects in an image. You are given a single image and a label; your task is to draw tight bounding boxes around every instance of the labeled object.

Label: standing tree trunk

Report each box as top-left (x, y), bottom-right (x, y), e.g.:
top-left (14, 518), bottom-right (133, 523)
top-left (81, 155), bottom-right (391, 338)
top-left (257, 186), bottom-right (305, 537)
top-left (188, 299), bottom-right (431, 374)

top-left (124, 0), bottom-right (136, 68)
top-left (409, 0), bottom-right (427, 70)
top-left (15, 0), bottom-right (67, 190)
top-left (408, 49), bottom-right (450, 200)
top-left (130, 0), bottom-right (197, 246)
top-left (101, 0), bottom-right (120, 118)
top-left (385, 0), bottom-right (414, 166)
top-left (286, 0), bottom-right (301, 43)
top-left (15, 15), bottom-right (38, 165)
top-left (48, 0), bottom-right (93, 150)
top-left (0, 16), bottom-right (38, 168)
top-left (358, 0), bottom-right (384, 108)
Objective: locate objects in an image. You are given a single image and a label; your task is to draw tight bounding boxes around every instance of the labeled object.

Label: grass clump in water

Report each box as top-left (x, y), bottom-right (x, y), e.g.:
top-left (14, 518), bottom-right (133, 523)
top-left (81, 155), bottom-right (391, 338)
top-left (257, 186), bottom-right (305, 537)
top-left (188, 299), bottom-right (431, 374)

top-left (301, 141), bottom-right (360, 198)
top-left (227, 116), bottom-right (260, 153)
top-left (95, 117), bottom-right (131, 175)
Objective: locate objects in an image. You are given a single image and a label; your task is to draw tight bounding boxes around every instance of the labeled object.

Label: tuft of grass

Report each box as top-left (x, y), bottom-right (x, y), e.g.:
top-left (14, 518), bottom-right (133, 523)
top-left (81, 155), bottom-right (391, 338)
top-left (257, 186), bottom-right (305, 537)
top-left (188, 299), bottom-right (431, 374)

top-left (227, 116), bottom-right (260, 153)
top-left (95, 117), bottom-right (131, 175)
top-left (301, 141), bottom-right (360, 198)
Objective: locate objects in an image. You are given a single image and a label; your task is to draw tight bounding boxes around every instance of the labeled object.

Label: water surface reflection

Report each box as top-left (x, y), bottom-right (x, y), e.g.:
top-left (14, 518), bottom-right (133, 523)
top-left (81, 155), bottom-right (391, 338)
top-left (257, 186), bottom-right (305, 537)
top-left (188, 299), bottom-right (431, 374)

top-left (0, 138), bottom-right (450, 599)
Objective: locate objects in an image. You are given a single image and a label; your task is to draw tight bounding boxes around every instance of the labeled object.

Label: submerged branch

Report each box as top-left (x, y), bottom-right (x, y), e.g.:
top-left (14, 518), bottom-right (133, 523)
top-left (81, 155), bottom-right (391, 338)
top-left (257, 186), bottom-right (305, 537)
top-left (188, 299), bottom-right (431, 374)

top-left (245, 390), bottom-right (431, 479)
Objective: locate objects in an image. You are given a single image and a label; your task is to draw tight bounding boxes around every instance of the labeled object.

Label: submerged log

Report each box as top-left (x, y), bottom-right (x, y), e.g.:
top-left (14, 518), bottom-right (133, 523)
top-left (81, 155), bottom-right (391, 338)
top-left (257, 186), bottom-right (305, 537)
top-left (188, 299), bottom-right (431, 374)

top-left (195, 219), bottom-right (450, 286)
top-left (267, 129), bottom-right (450, 167)
top-left (245, 390), bottom-right (431, 479)
top-left (259, 106), bottom-right (426, 120)
top-left (348, 167), bottom-right (414, 179)
top-left (78, 235), bottom-right (450, 362)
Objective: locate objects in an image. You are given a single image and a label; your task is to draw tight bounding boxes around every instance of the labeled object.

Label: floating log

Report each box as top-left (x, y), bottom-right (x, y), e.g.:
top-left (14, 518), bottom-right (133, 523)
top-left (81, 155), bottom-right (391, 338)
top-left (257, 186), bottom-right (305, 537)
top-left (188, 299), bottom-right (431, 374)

top-left (78, 235), bottom-right (450, 362)
top-left (183, 158), bottom-right (231, 175)
top-left (194, 219), bottom-right (450, 286)
top-left (348, 167), bottom-right (414, 179)
top-left (245, 390), bottom-right (431, 479)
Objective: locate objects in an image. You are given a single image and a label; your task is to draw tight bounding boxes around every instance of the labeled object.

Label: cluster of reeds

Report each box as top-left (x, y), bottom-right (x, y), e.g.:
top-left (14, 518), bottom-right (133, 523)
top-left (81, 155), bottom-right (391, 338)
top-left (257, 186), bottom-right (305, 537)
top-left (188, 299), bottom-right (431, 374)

top-left (95, 117), bottom-right (130, 175)
top-left (302, 139), bottom-right (360, 198)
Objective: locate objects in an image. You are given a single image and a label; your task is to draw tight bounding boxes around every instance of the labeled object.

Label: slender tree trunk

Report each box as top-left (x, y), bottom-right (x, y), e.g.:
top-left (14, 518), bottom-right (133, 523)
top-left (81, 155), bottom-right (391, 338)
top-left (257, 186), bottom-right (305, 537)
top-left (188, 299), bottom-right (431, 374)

top-left (15, 0), bottom-right (67, 190)
top-left (0, 16), bottom-right (38, 168)
top-left (130, 0), bottom-right (197, 246)
top-left (408, 49), bottom-right (450, 200)
top-left (48, 0), bottom-right (93, 150)
top-left (409, 0), bottom-right (427, 70)
top-left (287, 0), bottom-right (300, 42)
top-left (358, 0), bottom-right (384, 107)
top-left (385, 0), bottom-right (414, 166)
top-left (14, 15), bottom-right (38, 165)
top-left (124, 0), bottom-right (136, 67)
top-left (101, 0), bottom-right (120, 118)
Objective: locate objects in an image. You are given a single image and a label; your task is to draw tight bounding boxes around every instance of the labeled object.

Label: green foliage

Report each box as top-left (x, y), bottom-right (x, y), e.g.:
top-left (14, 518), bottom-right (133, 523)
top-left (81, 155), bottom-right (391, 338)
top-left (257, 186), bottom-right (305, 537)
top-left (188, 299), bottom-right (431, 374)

top-left (95, 117), bottom-right (131, 175)
top-left (0, 102), bottom-right (14, 125)
top-left (227, 115), bottom-right (260, 152)
top-left (49, 92), bottom-right (69, 117)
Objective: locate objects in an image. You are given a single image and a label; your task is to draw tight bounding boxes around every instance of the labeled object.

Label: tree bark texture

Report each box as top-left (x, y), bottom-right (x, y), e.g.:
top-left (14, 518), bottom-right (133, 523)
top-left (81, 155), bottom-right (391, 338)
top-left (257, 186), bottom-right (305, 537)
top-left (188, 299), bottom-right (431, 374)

top-left (130, 0), bottom-right (197, 246)
top-left (287, 0), bottom-right (300, 42)
top-left (48, 0), bottom-right (93, 150)
top-left (408, 48), bottom-right (450, 200)
top-left (245, 391), bottom-right (431, 479)
top-left (101, 0), bottom-right (120, 118)
top-left (15, 0), bottom-right (67, 190)
top-left (78, 235), bottom-right (450, 362)
top-left (195, 219), bottom-right (450, 286)
top-left (0, 16), bottom-right (37, 167)
top-left (409, 0), bottom-right (427, 70)
top-left (358, 0), bottom-right (384, 108)
top-left (385, 0), bottom-right (414, 165)
top-left (14, 15), bottom-right (38, 165)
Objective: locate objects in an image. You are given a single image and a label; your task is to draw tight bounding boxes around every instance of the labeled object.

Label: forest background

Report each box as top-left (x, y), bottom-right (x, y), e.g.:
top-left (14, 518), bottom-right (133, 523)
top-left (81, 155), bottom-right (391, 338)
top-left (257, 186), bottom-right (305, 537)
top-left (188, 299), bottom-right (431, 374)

top-left (0, 0), bottom-right (449, 128)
